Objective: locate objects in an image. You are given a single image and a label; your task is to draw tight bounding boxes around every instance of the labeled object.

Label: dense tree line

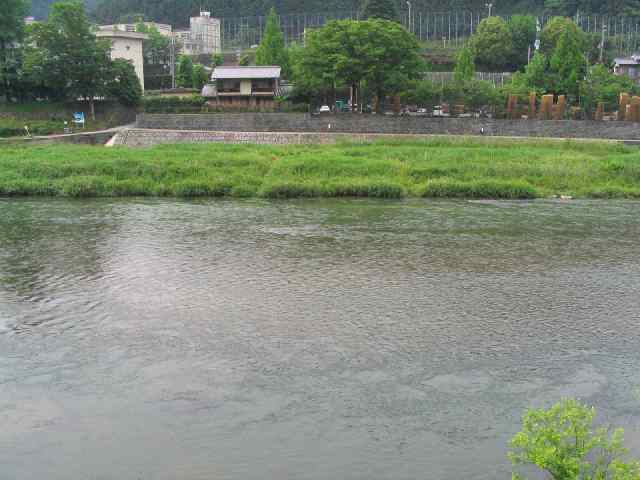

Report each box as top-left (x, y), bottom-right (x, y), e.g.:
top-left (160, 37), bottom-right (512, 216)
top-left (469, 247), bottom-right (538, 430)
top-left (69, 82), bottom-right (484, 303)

top-left (28, 0), bottom-right (640, 24)
top-left (3, 0), bottom-right (142, 112)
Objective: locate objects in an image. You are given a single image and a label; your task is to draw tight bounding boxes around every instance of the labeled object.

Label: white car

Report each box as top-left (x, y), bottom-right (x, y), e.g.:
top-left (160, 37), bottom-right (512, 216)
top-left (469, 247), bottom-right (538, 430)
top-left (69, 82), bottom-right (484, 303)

top-left (319, 105), bottom-right (331, 113)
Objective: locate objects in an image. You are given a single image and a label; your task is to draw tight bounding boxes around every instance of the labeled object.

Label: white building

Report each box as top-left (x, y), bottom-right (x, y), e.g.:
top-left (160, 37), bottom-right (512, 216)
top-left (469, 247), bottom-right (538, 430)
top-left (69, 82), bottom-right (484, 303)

top-left (178, 12), bottom-right (221, 56)
top-left (99, 22), bottom-right (173, 37)
top-left (96, 30), bottom-right (148, 91)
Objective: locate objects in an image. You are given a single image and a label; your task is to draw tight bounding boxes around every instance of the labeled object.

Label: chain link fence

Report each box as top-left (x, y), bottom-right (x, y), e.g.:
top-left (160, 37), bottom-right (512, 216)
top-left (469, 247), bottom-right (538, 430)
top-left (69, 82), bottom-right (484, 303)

top-left (219, 11), bottom-right (640, 56)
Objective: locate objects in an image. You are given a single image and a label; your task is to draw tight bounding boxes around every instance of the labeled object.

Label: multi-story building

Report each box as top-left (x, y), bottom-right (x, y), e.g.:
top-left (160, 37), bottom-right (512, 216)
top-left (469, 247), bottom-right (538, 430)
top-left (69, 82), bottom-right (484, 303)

top-left (179, 12), bottom-right (222, 55)
top-left (100, 13), bottom-right (221, 57)
top-left (99, 22), bottom-right (173, 37)
top-left (95, 30), bottom-right (148, 90)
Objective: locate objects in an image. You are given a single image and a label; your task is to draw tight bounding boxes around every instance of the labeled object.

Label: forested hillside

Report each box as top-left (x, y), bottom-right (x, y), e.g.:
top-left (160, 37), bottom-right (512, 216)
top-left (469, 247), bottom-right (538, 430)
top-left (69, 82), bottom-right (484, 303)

top-left (30, 0), bottom-right (97, 19)
top-left (30, 0), bottom-right (640, 25)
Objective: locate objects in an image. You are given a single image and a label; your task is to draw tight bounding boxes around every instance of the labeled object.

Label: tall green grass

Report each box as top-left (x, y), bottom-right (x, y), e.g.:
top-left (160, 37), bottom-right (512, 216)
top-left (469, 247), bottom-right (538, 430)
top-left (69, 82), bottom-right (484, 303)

top-left (1, 138), bottom-right (639, 198)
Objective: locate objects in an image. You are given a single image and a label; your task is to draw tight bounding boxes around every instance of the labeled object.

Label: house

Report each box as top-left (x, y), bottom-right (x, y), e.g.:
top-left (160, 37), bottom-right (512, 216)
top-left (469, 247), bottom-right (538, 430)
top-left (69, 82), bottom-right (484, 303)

top-left (614, 55), bottom-right (640, 83)
top-left (96, 30), bottom-right (148, 91)
top-left (204, 66), bottom-right (282, 108)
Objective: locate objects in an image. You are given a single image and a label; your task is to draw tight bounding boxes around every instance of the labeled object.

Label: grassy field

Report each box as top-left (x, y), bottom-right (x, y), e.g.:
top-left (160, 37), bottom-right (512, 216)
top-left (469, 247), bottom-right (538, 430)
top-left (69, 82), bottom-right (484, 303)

top-left (1, 138), bottom-right (640, 199)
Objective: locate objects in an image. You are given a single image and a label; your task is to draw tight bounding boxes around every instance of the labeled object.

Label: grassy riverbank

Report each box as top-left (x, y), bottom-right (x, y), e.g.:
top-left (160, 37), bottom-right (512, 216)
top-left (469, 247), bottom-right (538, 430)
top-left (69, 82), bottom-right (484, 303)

top-left (1, 138), bottom-right (640, 199)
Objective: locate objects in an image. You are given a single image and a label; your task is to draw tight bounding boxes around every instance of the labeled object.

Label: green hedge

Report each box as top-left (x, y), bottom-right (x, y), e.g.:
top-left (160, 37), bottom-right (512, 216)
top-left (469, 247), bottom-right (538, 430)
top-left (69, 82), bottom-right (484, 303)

top-left (141, 95), bottom-right (207, 113)
top-left (140, 94), bottom-right (310, 114)
top-left (0, 119), bottom-right (63, 138)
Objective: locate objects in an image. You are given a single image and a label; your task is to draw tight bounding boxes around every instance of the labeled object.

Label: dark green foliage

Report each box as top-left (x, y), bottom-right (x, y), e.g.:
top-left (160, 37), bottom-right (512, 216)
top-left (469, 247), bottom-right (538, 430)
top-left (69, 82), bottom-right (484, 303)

top-left (294, 19), bottom-right (425, 112)
top-left (106, 59), bottom-right (142, 106)
top-left (401, 79), bottom-right (440, 107)
top-left (211, 53), bottom-right (224, 67)
top-left (176, 55), bottom-right (194, 88)
top-left (550, 28), bottom-right (587, 97)
top-left (22, 1), bottom-right (113, 117)
top-left (191, 64), bottom-right (209, 90)
top-left (454, 47), bottom-right (476, 83)
top-left (26, 0), bottom-right (640, 25)
top-left (255, 8), bottom-right (290, 77)
top-left (141, 94), bottom-right (206, 113)
top-left (136, 23), bottom-right (171, 65)
top-left (540, 16), bottom-right (587, 56)
top-left (469, 17), bottom-right (514, 72)
top-left (0, 0), bottom-right (29, 101)
top-left (0, 118), bottom-right (64, 137)
top-left (508, 15), bottom-right (537, 70)
top-left (359, 0), bottom-right (399, 21)
top-left (580, 64), bottom-right (639, 115)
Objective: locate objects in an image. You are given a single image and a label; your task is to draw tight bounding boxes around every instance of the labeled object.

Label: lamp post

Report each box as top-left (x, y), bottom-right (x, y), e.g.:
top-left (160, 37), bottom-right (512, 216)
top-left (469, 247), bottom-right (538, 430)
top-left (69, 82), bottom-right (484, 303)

top-left (406, 1), bottom-right (412, 33)
top-left (485, 2), bottom-right (493, 17)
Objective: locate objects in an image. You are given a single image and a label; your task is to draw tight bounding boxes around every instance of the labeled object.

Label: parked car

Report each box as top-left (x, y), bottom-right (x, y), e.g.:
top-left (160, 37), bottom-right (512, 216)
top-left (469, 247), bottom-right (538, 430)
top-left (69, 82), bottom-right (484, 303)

top-left (319, 105), bottom-right (331, 113)
top-left (432, 105), bottom-right (450, 117)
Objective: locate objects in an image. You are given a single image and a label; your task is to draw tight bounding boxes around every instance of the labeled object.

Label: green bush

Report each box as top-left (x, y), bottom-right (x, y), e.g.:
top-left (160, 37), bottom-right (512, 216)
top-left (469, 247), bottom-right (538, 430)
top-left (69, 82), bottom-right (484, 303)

top-left (510, 398), bottom-right (640, 480)
top-left (141, 94), bottom-right (207, 113)
top-left (421, 178), bottom-right (537, 199)
top-left (0, 118), bottom-right (64, 137)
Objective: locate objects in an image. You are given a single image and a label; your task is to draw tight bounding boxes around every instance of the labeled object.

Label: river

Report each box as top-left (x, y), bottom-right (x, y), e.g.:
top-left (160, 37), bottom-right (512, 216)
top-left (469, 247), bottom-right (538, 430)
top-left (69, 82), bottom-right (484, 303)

top-left (1, 198), bottom-right (639, 480)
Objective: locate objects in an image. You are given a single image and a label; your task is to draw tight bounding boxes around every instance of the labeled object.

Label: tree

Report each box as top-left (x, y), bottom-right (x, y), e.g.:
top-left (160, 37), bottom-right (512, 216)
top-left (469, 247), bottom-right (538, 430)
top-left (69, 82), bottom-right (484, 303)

top-left (191, 63), bottom-right (208, 90)
top-left (469, 17), bottom-right (514, 72)
top-left (359, 0), bottom-right (400, 21)
top-left (510, 398), bottom-right (640, 480)
top-left (255, 7), bottom-right (290, 78)
top-left (239, 53), bottom-right (251, 66)
top-left (105, 58), bottom-right (142, 106)
top-left (521, 51), bottom-right (550, 93)
top-left (580, 64), bottom-right (638, 115)
top-left (454, 47), bottom-right (476, 83)
top-left (212, 53), bottom-right (225, 67)
top-left (540, 17), bottom-right (587, 56)
top-left (136, 23), bottom-right (171, 65)
top-left (23, 1), bottom-right (112, 119)
top-left (508, 15), bottom-right (537, 71)
top-left (294, 19), bottom-right (425, 113)
top-left (401, 80), bottom-right (440, 108)
top-left (176, 54), bottom-right (193, 87)
top-left (0, 0), bottom-right (29, 101)
top-left (550, 27), bottom-right (587, 97)
top-left (544, 0), bottom-right (579, 16)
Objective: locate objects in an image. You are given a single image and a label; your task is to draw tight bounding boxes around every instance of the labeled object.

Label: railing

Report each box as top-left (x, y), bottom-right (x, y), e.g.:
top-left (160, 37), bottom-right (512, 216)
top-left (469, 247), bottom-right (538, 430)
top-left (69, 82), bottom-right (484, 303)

top-left (424, 72), bottom-right (513, 86)
top-left (219, 11), bottom-right (640, 56)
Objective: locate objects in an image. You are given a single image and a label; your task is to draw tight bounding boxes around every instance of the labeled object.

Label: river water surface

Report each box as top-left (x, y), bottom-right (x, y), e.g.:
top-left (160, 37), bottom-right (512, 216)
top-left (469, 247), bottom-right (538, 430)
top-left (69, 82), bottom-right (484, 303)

top-left (1, 198), bottom-right (640, 480)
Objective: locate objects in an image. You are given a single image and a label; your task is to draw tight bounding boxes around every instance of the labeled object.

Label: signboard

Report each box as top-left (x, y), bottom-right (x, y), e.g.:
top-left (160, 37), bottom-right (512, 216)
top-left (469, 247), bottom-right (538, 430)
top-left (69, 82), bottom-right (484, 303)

top-left (73, 112), bottom-right (85, 128)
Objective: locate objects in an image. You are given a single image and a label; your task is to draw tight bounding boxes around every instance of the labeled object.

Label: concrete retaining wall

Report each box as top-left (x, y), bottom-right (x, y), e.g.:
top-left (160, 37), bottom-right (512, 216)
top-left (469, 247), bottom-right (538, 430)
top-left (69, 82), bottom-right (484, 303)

top-left (136, 113), bottom-right (640, 141)
top-left (112, 128), bottom-right (627, 148)
top-left (112, 129), bottom-right (440, 147)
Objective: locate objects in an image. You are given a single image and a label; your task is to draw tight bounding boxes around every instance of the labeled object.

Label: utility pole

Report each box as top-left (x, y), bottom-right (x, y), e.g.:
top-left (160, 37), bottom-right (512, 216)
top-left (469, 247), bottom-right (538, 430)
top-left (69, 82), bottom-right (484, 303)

top-left (406, 1), bottom-right (412, 33)
top-left (600, 21), bottom-right (607, 64)
top-left (170, 35), bottom-right (176, 89)
top-left (485, 2), bottom-right (493, 17)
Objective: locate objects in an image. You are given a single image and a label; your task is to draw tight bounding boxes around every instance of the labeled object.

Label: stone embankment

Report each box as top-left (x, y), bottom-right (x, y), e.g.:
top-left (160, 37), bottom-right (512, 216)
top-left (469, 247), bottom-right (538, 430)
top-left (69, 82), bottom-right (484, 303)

top-left (135, 113), bottom-right (640, 141)
top-left (110, 128), bottom-right (474, 147)
top-left (44, 113), bottom-right (639, 147)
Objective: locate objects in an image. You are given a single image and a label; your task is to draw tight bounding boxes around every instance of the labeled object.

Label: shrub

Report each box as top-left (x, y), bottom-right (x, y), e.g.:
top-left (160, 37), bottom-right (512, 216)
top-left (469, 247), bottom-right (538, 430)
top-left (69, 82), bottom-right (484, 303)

top-left (421, 179), bottom-right (537, 199)
top-left (510, 398), bottom-right (640, 480)
top-left (141, 94), bottom-right (206, 113)
top-left (0, 118), bottom-right (64, 137)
